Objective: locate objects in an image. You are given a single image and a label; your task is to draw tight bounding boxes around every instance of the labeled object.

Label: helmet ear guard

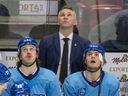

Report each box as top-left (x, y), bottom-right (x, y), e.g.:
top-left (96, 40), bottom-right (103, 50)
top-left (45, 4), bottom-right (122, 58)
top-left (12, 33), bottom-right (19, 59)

top-left (99, 53), bottom-right (106, 65)
top-left (0, 63), bottom-right (11, 84)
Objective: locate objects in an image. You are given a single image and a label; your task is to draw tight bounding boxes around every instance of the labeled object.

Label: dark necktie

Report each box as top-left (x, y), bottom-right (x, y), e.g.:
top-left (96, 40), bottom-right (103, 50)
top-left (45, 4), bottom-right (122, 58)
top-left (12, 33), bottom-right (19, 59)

top-left (59, 38), bottom-right (69, 84)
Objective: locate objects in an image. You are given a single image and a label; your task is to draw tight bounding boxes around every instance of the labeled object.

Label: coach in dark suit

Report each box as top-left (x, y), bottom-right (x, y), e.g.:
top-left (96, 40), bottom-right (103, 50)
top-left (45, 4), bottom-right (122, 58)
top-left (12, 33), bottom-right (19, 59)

top-left (39, 6), bottom-right (90, 83)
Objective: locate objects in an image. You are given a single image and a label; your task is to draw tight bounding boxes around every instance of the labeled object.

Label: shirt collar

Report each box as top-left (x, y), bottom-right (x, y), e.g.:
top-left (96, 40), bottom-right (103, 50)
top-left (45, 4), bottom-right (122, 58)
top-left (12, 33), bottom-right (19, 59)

top-left (59, 32), bottom-right (73, 40)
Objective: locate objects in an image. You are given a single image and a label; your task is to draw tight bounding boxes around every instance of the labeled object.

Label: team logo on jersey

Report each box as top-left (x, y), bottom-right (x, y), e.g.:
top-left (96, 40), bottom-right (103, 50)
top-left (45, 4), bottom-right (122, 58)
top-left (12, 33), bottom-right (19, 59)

top-left (79, 88), bottom-right (86, 96)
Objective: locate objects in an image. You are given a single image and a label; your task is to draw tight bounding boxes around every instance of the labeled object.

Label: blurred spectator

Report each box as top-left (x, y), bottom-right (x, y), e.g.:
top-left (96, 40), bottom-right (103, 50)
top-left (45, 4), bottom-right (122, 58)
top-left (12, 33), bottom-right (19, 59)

top-left (102, 12), bottom-right (128, 51)
top-left (0, 3), bottom-right (22, 39)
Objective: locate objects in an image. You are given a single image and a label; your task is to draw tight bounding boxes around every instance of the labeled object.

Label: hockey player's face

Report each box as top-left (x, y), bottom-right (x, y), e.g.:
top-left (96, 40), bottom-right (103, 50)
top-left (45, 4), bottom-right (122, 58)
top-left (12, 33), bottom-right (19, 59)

top-left (20, 45), bottom-right (38, 66)
top-left (85, 51), bottom-right (101, 69)
top-left (58, 9), bottom-right (77, 28)
top-left (0, 83), bottom-right (7, 94)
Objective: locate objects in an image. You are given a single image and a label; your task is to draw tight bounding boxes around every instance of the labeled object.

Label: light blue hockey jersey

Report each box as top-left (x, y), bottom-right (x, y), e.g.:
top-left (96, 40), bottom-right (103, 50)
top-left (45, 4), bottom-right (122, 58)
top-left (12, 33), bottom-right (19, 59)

top-left (3, 67), bottom-right (62, 96)
top-left (63, 71), bottom-right (120, 96)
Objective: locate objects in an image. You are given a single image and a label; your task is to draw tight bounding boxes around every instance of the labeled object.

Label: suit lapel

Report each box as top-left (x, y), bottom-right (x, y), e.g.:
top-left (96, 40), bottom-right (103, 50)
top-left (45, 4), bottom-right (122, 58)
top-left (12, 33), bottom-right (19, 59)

top-left (54, 33), bottom-right (60, 65)
top-left (70, 34), bottom-right (78, 64)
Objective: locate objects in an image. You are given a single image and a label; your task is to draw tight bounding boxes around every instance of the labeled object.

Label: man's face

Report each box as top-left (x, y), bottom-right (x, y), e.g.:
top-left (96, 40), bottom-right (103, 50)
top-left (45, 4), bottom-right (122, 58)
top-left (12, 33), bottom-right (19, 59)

top-left (58, 9), bottom-right (77, 28)
top-left (84, 51), bottom-right (102, 69)
top-left (20, 45), bottom-right (38, 66)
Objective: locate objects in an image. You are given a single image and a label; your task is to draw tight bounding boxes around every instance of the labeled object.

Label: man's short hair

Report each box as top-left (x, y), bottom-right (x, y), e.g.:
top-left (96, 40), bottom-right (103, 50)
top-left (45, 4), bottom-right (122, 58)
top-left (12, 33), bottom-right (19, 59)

top-left (60, 5), bottom-right (73, 11)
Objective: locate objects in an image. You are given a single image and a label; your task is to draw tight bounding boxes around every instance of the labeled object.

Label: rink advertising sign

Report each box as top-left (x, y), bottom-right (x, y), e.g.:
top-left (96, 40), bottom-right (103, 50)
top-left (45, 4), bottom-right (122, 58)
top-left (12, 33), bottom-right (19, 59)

top-left (104, 52), bottom-right (128, 95)
top-left (0, 51), bottom-right (17, 69)
top-left (19, 0), bottom-right (58, 15)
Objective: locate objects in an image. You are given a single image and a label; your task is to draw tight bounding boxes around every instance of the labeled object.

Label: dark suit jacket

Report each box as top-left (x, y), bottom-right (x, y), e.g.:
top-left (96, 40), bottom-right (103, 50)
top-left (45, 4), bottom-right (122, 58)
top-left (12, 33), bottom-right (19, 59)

top-left (39, 33), bottom-right (90, 74)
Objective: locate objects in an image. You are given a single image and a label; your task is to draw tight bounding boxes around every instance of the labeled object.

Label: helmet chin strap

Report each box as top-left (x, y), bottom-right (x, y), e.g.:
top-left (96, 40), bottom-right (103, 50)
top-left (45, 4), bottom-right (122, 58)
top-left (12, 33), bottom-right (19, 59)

top-left (21, 59), bottom-right (36, 67)
top-left (86, 65), bottom-right (101, 73)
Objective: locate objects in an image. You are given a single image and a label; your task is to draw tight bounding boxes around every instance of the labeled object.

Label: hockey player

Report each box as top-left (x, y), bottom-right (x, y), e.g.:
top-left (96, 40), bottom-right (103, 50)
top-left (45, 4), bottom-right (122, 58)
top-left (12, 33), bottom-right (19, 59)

top-left (10, 80), bottom-right (30, 96)
top-left (63, 43), bottom-right (120, 96)
top-left (0, 63), bottom-right (11, 95)
top-left (3, 37), bottom-right (62, 96)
